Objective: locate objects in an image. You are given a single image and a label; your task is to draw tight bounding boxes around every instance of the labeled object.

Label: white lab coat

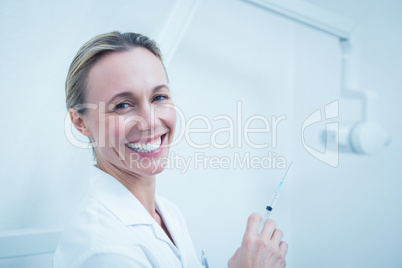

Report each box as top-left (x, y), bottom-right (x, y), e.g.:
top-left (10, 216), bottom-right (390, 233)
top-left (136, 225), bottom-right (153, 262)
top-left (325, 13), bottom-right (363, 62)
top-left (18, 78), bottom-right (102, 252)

top-left (53, 166), bottom-right (204, 268)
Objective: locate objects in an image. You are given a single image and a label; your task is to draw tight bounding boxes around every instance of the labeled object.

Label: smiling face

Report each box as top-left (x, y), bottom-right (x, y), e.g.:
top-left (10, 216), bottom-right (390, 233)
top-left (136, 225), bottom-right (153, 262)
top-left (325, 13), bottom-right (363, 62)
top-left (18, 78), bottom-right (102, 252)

top-left (80, 47), bottom-right (176, 176)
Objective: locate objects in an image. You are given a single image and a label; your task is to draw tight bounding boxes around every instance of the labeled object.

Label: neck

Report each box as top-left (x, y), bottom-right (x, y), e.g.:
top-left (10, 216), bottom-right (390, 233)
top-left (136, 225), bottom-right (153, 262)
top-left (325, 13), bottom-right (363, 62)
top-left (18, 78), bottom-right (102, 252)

top-left (95, 156), bottom-right (157, 218)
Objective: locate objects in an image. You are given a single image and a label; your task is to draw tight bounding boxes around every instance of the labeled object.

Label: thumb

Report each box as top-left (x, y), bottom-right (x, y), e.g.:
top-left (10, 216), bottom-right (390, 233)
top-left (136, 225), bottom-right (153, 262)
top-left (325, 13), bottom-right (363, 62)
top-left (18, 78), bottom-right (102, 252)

top-left (228, 248), bottom-right (241, 267)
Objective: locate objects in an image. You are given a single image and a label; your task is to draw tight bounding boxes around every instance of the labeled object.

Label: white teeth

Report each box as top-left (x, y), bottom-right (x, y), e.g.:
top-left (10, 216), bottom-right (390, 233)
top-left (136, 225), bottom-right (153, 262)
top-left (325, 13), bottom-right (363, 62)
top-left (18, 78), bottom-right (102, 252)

top-left (126, 136), bottom-right (163, 153)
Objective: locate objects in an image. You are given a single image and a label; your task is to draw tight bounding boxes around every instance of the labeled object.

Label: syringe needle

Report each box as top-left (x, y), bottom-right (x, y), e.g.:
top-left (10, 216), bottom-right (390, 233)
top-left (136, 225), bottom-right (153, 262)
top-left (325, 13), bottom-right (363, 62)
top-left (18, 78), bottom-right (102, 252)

top-left (257, 161), bottom-right (293, 234)
top-left (276, 161), bottom-right (292, 192)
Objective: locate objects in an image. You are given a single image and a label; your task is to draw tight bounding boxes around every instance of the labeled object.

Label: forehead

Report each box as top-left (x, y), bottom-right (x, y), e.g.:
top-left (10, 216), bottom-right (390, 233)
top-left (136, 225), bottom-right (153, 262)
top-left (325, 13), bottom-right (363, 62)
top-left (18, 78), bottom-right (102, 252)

top-left (85, 47), bottom-right (167, 102)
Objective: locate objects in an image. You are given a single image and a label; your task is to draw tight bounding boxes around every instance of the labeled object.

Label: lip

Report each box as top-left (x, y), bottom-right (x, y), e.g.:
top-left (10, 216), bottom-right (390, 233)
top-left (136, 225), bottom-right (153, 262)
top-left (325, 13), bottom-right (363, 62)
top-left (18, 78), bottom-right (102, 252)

top-left (125, 133), bottom-right (167, 157)
top-left (127, 133), bottom-right (164, 144)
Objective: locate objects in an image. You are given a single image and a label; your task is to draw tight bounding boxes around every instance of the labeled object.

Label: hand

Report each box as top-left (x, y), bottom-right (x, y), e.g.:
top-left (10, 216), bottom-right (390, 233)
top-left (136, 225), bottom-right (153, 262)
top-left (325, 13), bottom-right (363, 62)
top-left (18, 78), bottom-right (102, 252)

top-left (228, 213), bottom-right (288, 268)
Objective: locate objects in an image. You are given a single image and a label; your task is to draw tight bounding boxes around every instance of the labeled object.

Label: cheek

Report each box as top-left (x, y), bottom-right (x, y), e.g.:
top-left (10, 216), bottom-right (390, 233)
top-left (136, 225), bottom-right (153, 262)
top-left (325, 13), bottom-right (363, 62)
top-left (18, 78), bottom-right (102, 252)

top-left (107, 116), bottom-right (129, 144)
top-left (163, 108), bottom-right (177, 132)
top-left (85, 112), bottom-right (102, 143)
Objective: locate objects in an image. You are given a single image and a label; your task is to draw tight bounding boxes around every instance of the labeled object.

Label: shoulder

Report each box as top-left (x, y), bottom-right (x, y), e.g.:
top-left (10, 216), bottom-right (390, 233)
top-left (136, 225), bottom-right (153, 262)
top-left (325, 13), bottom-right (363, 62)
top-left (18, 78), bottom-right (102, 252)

top-left (56, 246), bottom-right (152, 268)
top-left (53, 195), bottom-right (133, 268)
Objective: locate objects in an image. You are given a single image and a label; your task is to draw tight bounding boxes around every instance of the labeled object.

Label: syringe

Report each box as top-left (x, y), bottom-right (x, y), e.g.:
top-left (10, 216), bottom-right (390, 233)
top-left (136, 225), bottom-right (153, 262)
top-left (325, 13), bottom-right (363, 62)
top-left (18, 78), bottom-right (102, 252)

top-left (258, 161), bottom-right (293, 234)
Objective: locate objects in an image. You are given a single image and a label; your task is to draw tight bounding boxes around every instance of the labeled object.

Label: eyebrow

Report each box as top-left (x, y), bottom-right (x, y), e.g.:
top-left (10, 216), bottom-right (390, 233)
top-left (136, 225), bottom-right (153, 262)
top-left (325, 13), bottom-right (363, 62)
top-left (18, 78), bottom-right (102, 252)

top-left (108, 85), bottom-right (169, 103)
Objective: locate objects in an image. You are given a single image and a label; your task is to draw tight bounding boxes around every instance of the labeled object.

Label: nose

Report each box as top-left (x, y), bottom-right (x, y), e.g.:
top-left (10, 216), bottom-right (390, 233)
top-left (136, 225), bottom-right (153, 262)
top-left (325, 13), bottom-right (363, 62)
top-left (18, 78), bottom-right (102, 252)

top-left (136, 104), bottom-right (156, 132)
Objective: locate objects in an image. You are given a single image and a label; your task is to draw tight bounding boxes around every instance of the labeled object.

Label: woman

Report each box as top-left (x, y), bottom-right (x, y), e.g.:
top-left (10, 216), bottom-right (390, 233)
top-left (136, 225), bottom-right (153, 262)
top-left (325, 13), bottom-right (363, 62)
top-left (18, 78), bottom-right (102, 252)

top-left (54, 31), bottom-right (288, 268)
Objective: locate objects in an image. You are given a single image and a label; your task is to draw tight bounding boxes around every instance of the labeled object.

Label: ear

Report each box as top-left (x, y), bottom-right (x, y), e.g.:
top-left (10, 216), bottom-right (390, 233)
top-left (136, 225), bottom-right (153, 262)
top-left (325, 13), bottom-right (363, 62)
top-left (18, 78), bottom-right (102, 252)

top-left (69, 108), bottom-right (92, 137)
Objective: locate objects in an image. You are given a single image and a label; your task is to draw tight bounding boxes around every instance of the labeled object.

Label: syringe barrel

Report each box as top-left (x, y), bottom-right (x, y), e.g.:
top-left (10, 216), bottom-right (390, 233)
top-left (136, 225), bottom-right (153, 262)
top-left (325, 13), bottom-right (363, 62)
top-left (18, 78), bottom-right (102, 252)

top-left (257, 191), bottom-right (279, 234)
top-left (269, 191), bottom-right (280, 208)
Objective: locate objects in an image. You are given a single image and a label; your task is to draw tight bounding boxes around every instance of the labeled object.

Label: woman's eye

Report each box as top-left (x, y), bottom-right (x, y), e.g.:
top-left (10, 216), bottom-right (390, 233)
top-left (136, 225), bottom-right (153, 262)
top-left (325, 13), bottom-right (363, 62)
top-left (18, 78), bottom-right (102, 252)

top-left (114, 102), bottom-right (131, 110)
top-left (153, 95), bottom-right (169, 102)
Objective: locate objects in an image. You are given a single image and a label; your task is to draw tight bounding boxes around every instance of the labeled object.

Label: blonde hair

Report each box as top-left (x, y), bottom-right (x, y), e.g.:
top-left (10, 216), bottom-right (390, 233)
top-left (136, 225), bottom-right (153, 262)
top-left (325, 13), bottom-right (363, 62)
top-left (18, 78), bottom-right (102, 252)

top-left (65, 31), bottom-right (163, 114)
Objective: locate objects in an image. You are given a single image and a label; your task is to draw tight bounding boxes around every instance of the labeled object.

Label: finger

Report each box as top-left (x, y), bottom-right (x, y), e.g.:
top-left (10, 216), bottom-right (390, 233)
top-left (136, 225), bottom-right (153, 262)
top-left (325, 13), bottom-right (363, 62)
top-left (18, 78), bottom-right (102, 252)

top-left (260, 219), bottom-right (276, 239)
top-left (243, 213), bottom-right (261, 238)
top-left (279, 241), bottom-right (288, 255)
top-left (271, 228), bottom-right (283, 244)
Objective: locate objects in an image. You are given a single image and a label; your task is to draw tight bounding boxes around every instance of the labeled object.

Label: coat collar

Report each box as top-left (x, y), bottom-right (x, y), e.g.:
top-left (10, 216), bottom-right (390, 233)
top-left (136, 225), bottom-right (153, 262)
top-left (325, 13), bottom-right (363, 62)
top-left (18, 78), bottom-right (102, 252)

top-left (88, 165), bottom-right (154, 226)
top-left (88, 166), bottom-right (182, 258)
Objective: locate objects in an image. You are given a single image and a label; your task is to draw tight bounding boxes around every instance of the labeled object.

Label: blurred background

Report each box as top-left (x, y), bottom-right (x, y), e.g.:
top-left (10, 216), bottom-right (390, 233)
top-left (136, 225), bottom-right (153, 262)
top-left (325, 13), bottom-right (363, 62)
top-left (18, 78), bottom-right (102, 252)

top-left (0, 0), bottom-right (401, 267)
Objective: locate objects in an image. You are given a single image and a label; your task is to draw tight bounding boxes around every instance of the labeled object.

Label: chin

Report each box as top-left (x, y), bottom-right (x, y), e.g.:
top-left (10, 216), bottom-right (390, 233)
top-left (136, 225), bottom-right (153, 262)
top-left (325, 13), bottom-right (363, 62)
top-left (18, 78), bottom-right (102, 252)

top-left (125, 151), bottom-right (170, 176)
top-left (127, 163), bottom-right (167, 177)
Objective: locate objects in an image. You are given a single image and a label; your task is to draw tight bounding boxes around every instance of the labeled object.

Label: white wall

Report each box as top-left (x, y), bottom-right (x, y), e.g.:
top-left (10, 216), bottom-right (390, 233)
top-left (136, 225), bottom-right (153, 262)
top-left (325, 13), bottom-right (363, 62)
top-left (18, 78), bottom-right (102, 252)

top-left (291, 0), bottom-right (402, 267)
top-left (0, 0), bottom-right (401, 267)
